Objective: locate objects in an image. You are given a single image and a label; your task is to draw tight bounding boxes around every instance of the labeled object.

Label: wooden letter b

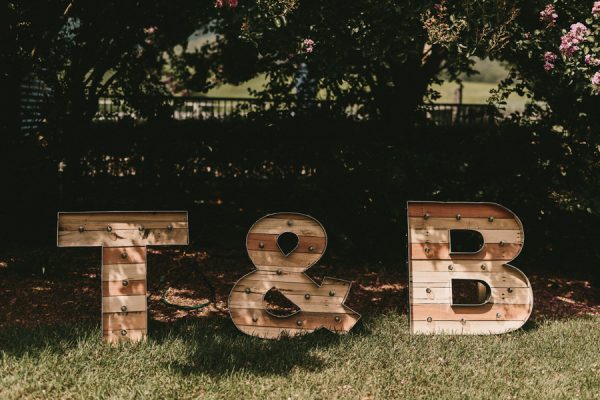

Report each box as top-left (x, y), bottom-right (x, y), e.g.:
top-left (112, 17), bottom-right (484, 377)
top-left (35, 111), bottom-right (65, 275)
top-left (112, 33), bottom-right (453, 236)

top-left (407, 202), bottom-right (533, 334)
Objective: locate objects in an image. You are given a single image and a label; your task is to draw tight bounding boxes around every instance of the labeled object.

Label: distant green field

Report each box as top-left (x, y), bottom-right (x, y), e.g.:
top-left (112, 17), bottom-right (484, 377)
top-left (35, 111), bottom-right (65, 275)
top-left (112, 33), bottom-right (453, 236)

top-left (205, 74), bottom-right (527, 112)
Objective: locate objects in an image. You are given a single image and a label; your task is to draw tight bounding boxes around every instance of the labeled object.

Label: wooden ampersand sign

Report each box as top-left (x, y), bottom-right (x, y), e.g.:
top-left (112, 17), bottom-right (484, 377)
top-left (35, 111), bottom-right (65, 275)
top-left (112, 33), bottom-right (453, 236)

top-left (407, 202), bottom-right (533, 334)
top-left (228, 213), bottom-right (360, 339)
top-left (57, 211), bottom-right (189, 343)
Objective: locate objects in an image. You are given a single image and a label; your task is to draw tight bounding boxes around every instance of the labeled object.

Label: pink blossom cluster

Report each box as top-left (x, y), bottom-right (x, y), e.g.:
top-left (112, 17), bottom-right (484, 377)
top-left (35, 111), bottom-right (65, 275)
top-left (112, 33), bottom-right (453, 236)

top-left (593, 2), bottom-right (600, 17)
top-left (585, 54), bottom-right (600, 66)
top-left (303, 38), bottom-right (315, 54)
top-left (544, 51), bottom-right (557, 71)
top-left (559, 23), bottom-right (589, 57)
top-left (215, 0), bottom-right (238, 9)
top-left (592, 72), bottom-right (600, 87)
top-left (539, 4), bottom-right (558, 25)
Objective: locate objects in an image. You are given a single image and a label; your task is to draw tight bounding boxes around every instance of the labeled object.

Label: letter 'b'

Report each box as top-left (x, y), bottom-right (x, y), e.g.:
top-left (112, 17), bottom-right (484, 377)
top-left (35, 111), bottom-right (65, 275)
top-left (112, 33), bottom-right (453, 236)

top-left (407, 202), bottom-right (533, 334)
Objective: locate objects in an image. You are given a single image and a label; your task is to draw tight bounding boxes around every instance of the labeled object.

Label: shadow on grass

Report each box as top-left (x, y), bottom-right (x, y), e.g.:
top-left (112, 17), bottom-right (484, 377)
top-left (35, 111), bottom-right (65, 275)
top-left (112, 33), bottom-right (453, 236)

top-left (150, 314), bottom-right (373, 377)
top-left (0, 314), bottom-right (373, 377)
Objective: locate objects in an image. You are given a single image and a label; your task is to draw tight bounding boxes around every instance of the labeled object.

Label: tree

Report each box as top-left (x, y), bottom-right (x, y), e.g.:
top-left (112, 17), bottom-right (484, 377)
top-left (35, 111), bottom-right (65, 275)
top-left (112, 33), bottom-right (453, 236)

top-left (210, 0), bottom-right (519, 123)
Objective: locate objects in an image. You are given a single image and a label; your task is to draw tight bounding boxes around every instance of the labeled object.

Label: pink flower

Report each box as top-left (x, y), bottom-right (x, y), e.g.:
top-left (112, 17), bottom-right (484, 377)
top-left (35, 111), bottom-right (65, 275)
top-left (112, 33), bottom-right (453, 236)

top-left (143, 26), bottom-right (157, 35)
top-left (570, 22), bottom-right (589, 37)
top-left (228, 0), bottom-right (238, 8)
top-left (593, 2), bottom-right (600, 17)
top-left (539, 4), bottom-right (558, 25)
top-left (592, 72), bottom-right (600, 86)
top-left (584, 54), bottom-right (600, 66)
top-left (215, 0), bottom-right (224, 8)
top-left (543, 51), bottom-right (557, 71)
top-left (544, 51), bottom-right (557, 62)
top-left (302, 38), bottom-right (314, 54)
top-left (559, 23), bottom-right (589, 57)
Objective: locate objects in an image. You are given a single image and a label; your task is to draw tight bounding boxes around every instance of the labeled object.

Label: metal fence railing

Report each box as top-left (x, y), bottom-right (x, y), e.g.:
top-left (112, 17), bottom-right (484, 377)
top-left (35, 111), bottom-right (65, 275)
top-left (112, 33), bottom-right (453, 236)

top-left (96, 97), bottom-right (497, 127)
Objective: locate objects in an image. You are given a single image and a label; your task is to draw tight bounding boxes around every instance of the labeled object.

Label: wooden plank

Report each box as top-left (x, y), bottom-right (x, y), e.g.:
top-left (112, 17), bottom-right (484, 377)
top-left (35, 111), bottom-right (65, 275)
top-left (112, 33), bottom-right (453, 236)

top-left (249, 216), bottom-right (326, 237)
top-left (410, 229), bottom-right (522, 244)
top-left (411, 260), bottom-right (514, 273)
top-left (408, 217), bottom-right (520, 230)
top-left (102, 312), bottom-right (147, 331)
top-left (411, 303), bottom-right (532, 321)
top-left (102, 280), bottom-right (146, 296)
top-left (229, 291), bottom-right (349, 313)
top-left (102, 295), bottom-right (146, 313)
top-left (410, 243), bottom-right (522, 260)
top-left (411, 287), bottom-right (532, 304)
top-left (58, 228), bottom-right (188, 247)
top-left (241, 269), bottom-right (323, 283)
top-left (231, 325), bottom-right (307, 339)
top-left (411, 320), bottom-right (526, 335)
top-left (231, 280), bottom-right (351, 297)
top-left (411, 270), bottom-right (530, 288)
top-left (407, 202), bottom-right (515, 218)
top-left (102, 263), bottom-right (147, 281)
top-left (59, 221), bottom-right (187, 232)
top-left (246, 233), bottom-right (326, 254)
top-left (102, 246), bottom-right (147, 264)
top-left (59, 211), bottom-right (187, 225)
top-left (230, 308), bottom-right (359, 331)
top-left (103, 329), bottom-right (147, 343)
top-left (247, 250), bottom-right (321, 269)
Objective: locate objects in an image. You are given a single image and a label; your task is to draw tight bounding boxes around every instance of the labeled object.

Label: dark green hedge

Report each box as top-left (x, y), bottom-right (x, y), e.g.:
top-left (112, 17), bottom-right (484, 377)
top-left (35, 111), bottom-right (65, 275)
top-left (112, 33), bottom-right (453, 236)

top-left (2, 117), bottom-right (598, 278)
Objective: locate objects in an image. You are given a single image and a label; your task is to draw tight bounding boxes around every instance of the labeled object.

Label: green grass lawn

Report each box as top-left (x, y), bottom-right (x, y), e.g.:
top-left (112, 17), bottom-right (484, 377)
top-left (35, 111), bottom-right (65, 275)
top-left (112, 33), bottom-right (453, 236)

top-left (1, 314), bottom-right (598, 399)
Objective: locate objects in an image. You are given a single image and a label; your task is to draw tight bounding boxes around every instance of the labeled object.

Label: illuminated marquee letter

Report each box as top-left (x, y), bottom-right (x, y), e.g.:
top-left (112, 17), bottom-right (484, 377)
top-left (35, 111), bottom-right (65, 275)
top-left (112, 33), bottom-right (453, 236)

top-left (407, 202), bottom-right (533, 334)
top-left (229, 213), bottom-right (360, 339)
top-left (57, 211), bottom-right (189, 343)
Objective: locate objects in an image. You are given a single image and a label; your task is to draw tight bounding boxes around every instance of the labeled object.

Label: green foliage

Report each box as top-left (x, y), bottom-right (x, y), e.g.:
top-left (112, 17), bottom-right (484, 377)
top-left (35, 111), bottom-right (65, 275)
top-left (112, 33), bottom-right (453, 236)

top-left (5, 1), bottom-right (216, 127)
top-left (1, 316), bottom-right (599, 398)
top-left (212, 0), bottom-right (521, 122)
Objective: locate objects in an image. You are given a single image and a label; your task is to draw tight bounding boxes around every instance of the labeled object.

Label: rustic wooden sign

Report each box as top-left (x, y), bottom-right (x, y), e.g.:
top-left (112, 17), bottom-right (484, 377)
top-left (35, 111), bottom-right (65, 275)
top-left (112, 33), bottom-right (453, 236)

top-left (228, 213), bottom-right (360, 339)
top-left (57, 211), bottom-right (189, 343)
top-left (407, 202), bottom-right (533, 334)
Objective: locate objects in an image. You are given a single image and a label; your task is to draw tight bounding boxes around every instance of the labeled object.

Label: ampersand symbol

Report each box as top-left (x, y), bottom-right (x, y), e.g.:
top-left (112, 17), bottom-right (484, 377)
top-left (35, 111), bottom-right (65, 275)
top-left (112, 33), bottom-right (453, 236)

top-left (228, 213), bottom-right (361, 339)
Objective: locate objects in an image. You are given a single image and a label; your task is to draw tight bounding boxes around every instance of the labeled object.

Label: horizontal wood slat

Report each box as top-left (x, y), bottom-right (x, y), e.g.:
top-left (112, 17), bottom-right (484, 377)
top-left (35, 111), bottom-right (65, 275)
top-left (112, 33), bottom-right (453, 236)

top-left (241, 270), bottom-right (322, 283)
top-left (230, 308), bottom-right (359, 331)
top-left (102, 295), bottom-right (147, 313)
top-left (411, 320), bottom-right (526, 335)
top-left (407, 202), bottom-right (515, 218)
top-left (232, 279), bottom-right (351, 296)
top-left (410, 229), bottom-right (522, 244)
top-left (410, 243), bottom-right (522, 260)
top-left (408, 217), bottom-right (520, 230)
top-left (59, 211), bottom-right (187, 225)
top-left (249, 215), bottom-right (326, 237)
top-left (247, 250), bottom-right (321, 270)
top-left (229, 291), bottom-right (348, 313)
top-left (411, 303), bottom-right (532, 321)
top-left (102, 312), bottom-right (147, 331)
top-left (411, 260), bottom-right (513, 273)
top-left (102, 263), bottom-right (147, 281)
top-left (229, 326), bottom-right (307, 338)
top-left (58, 228), bottom-right (188, 247)
top-left (411, 270), bottom-right (530, 288)
top-left (102, 246), bottom-right (147, 264)
top-left (59, 221), bottom-right (187, 232)
top-left (102, 280), bottom-right (146, 296)
top-left (103, 329), bottom-right (147, 343)
top-left (411, 287), bottom-right (531, 304)
top-left (246, 233), bottom-right (326, 254)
